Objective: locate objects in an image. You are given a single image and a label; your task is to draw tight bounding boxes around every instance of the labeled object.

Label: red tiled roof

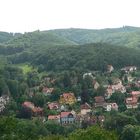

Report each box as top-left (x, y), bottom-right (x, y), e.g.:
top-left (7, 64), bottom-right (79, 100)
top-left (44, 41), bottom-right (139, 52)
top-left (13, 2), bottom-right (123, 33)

top-left (48, 115), bottom-right (60, 120)
top-left (22, 101), bottom-right (34, 109)
top-left (62, 93), bottom-right (75, 99)
top-left (131, 91), bottom-right (140, 96)
top-left (60, 112), bottom-right (72, 117)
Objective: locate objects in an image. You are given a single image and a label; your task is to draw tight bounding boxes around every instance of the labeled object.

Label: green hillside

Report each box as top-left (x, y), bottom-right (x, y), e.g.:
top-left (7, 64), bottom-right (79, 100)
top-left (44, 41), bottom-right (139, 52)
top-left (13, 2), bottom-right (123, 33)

top-left (0, 32), bottom-right (15, 43)
top-left (49, 26), bottom-right (140, 48)
top-left (6, 31), bottom-right (77, 50)
top-left (0, 30), bottom-right (78, 61)
top-left (1, 26), bottom-right (140, 68)
top-left (31, 43), bottom-right (140, 72)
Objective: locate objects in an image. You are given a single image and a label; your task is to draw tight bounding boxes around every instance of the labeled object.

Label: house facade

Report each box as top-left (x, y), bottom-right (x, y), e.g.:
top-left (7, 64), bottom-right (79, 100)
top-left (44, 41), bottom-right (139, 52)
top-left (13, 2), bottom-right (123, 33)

top-left (59, 93), bottom-right (76, 105)
top-left (121, 66), bottom-right (137, 73)
top-left (60, 112), bottom-right (75, 124)
top-left (126, 97), bottom-right (138, 109)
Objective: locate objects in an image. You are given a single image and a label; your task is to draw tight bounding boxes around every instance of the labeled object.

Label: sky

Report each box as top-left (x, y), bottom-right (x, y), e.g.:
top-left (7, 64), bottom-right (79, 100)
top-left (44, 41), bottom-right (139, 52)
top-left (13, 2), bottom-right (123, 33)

top-left (0, 0), bottom-right (140, 33)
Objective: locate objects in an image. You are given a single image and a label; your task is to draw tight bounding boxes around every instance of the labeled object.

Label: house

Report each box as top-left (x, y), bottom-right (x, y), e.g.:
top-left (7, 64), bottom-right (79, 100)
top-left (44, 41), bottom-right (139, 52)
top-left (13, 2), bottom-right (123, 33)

top-left (111, 84), bottom-right (126, 93)
top-left (60, 105), bottom-right (67, 111)
top-left (80, 103), bottom-right (91, 115)
top-left (103, 103), bottom-right (118, 111)
top-left (126, 75), bottom-right (134, 82)
top-left (60, 111), bottom-right (75, 124)
top-left (32, 107), bottom-right (43, 116)
top-left (0, 95), bottom-right (9, 113)
top-left (48, 102), bottom-right (59, 110)
top-left (59, 93), bottom-right (76, 105)
top-left (112, 78), bottom-right (122, 85)
top-left (77, 96), bottom-right (81, 102)
top-left (130, 91), bottom-right (140, 98)
top-left (83, 73), bottom-right (94, 79)
top-left (105, 82), bottom-right (126, 99)
top-left (126, 97), bottom-right (138, 109)
top-left (93, 80), bottom-right (100, 90)
top-left (42, 87), bottom-right (54, 96)
top-left (107, 65), bottom-right (114, 73)
top-left (134, 78), bottom-right (140, 88)
top-left (48, 115), bottom-right (60, 123)
top-left (22, 101), bottom-right (43, 116)
top-left (121, 66), bottom-right (137, 73)
top-left (111, 103), bottom-right (119, 111)
top-left (105, 86), bottom-right (113, 99)
top-left (22, 101), bottom-right (35, 109)
top-left (94, 96), bottom-right (105, 107)
top-left (125, 91), bottom-right (140, 109)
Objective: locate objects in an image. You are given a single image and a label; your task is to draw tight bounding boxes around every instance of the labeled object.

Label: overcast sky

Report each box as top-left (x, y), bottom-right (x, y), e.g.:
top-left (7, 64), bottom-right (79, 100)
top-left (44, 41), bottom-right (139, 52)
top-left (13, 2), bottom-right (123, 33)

top-left (0, 0), bottom-right (140, 33)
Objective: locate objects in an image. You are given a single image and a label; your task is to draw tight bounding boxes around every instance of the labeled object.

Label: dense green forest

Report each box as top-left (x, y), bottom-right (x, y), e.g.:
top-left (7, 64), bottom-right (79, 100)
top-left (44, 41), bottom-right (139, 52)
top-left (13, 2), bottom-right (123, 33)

top-left (49, 26), bottom-right (140, 48)
top-left (32, 43), bottom-right (140, 72)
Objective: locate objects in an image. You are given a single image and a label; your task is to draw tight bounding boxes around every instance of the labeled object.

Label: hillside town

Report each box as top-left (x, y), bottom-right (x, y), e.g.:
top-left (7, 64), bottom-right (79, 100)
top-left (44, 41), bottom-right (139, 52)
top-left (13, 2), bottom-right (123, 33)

top-left (1, 65), bottom-right (140, 128)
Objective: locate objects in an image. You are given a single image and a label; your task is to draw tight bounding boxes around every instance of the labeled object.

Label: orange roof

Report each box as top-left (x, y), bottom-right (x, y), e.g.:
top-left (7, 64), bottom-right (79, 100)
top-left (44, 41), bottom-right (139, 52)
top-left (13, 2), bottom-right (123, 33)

top-left (22, 101), bottom-right (43, 113)
top-left (48, 115), bottom-right (60, 120)
top-left (62, 93), bottom-right (75, 99)
top-left (22, 101), bottom-right (35, 109)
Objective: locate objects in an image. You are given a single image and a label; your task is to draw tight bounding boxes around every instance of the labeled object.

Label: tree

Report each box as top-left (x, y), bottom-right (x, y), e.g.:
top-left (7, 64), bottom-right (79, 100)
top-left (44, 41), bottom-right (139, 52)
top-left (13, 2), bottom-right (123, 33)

top-left (121, 125), bottom-right (135, 140)
top-left (69, 125), bottom-right (118, 140)
top-left (31, 92), bottom-right (48, 107)
top-left (7, 79), bottom-right (19, 99)
top-left (45, 121), bottom-right (64, 135)
top-left (0, 78), bottom-right (9, 96)
top-left (109, 92), bottom-right (126, 111)
top-left (104, 113), bottom-right (137, 134)
top-left (18, 106), bottom-right (32, 119)
top-left (81, 81), bottom-right (89, 103)
top-left (63, 72), bottom-right (71, 88)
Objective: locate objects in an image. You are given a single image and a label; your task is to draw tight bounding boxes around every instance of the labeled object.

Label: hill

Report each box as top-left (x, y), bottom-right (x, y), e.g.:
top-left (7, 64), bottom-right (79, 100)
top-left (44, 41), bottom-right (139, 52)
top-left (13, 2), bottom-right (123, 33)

top-left (0, 32), bottom-right (15, 43)
top-left (6, 31), bottom-right (77, 50)
top-left (0, 30), bottom-right (77, 59)
top-left (31, 43), bottom-right (140, 72)
top-left (49, 26), bottom-right (140, 48)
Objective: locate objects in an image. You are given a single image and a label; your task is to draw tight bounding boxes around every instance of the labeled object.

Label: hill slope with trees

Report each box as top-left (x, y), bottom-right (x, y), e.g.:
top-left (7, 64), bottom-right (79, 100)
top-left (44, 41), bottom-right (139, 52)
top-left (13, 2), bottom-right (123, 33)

top-left (49, 26), bottom-right (140, 48)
